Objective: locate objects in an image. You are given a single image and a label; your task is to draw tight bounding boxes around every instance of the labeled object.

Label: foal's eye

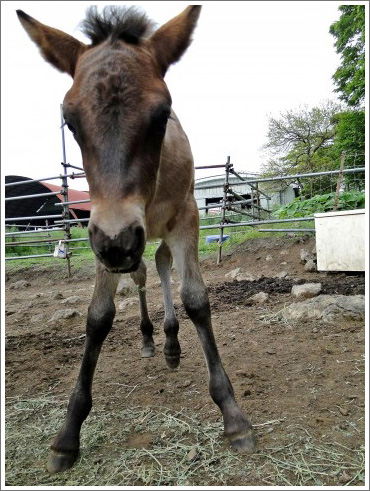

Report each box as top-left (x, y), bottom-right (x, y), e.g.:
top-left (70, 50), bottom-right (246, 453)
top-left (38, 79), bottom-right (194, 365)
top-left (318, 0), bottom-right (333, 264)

top-left (151, 107), bottom-right (171, 131)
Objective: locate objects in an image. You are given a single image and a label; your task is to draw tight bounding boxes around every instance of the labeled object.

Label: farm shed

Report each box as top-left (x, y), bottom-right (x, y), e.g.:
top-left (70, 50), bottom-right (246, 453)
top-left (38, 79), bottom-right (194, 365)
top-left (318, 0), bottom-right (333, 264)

top-left (5, 175), bottom-right (91, 228)
top-left (194, 173), bottom-right (298, 212)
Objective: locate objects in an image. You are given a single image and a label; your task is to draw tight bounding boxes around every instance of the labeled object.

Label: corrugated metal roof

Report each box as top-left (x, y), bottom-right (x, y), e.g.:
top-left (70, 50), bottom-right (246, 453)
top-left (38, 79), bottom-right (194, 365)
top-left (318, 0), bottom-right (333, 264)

top-left (41, 181), bottom-right (91, 211)
top-left (5, 175), bottom-right (91, 226)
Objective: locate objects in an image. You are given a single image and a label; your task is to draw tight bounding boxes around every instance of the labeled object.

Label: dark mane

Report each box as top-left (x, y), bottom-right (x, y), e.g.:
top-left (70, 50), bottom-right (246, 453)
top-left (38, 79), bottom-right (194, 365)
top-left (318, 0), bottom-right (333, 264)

top-left (80, 6), bottom-right (155, 46)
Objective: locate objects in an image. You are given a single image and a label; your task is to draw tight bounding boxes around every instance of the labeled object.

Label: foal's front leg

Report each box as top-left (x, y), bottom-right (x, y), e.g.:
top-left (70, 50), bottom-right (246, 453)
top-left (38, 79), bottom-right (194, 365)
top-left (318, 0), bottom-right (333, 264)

top-left (155, 241), bottom-right (181, 368)
top-left (130, 260), bottom-right (155, 358)
top-left (168, 216), bottom-right (257, 453)
top-left (47, 260), bottom-right (119, 473)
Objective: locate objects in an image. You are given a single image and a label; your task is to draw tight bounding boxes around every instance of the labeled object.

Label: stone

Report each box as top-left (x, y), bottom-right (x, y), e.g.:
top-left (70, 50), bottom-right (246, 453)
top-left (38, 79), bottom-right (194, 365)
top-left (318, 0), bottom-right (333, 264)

top-left (51, 291), bottom-right (64, 300)
top-left (283, 295), bottom-right (365, 323)
top-left (265, 255), bottom-right (273, 261)
top-left (277, 270), bottom-right (288, 279)
top-left (118, 297), bottom-right (139, 310)
top-left (291, 283), bottom-right (322, 299)
top-left (300, 248), bottom-right (313, 263)
top-left (117, 279), bottom-right (134, 296)
top-left (236, 272), bottom-right (258, 282)
top-left (9, 280), bottom-right (31, 290)
top-left (50, 309), bottom-right (81, 322)
top-left (304, 259), bottom-right (317, 272)
top-left (61, 296), bottom-right (82, 305)
top-left (225, 268), bottom-right (241, 281)
top-left (244, 292), bottom-right (269, 306)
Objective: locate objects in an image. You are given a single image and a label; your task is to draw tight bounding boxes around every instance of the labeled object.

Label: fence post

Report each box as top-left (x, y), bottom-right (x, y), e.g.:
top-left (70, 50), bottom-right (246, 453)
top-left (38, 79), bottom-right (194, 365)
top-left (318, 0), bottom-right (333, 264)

top-left (333, 152), bottom-right (346, 212)
top-left (60, 104), bottom-right (71, 278)
top-left (217, 156), bottom-right (231, 265)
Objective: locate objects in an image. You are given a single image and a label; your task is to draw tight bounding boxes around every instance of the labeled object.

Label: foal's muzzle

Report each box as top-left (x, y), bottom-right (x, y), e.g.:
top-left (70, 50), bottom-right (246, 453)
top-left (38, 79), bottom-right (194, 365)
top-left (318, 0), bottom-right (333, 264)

top-left (89, 224), bottom-right (145, 273)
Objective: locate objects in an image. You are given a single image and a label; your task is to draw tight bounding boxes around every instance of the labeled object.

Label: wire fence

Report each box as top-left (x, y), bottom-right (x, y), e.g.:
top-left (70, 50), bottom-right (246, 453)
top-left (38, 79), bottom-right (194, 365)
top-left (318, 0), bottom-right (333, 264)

top-left (5, 154), bottom-right (365, 274)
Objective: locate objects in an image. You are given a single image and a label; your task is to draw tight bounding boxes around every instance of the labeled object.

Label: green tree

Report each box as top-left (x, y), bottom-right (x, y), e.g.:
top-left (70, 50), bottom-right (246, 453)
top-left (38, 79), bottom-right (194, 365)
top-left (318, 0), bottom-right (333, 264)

top-left (261, 101), bottom-right (342, 175)
top-left (329, 5), bottom-right (365, 108)
top-left (330, 110), bottom-right (365, 190)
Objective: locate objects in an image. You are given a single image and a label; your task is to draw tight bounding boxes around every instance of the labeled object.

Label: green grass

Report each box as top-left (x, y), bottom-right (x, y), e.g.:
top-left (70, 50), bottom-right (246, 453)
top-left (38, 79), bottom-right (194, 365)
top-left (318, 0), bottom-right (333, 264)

top-left (5, 219), bottom-right (314, 274)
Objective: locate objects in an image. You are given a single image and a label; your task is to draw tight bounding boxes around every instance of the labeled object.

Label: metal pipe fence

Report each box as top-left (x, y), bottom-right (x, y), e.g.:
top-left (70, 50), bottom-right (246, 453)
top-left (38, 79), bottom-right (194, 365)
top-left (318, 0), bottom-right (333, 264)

top-left (5, 154), bottom-right (365, 271)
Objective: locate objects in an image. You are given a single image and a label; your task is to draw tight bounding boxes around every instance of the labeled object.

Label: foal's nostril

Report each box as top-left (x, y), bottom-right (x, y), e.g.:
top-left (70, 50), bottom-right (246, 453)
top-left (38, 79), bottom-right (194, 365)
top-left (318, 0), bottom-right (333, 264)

top-left (89, 224), bottom-right (145, 271)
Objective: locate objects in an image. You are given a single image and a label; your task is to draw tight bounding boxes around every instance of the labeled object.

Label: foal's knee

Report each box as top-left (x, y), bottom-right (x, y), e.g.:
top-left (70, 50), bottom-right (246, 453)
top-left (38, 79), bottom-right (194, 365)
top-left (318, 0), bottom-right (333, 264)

top-left (181, 285), bottom-right (211, 324)
top-left (86, 299), bottom-right (115, 343)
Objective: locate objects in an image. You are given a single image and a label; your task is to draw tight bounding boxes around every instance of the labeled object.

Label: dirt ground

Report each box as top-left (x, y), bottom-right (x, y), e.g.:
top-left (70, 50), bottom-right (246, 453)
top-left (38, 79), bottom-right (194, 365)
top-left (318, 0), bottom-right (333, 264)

top-left (4, 236), bottom-right (366, 486)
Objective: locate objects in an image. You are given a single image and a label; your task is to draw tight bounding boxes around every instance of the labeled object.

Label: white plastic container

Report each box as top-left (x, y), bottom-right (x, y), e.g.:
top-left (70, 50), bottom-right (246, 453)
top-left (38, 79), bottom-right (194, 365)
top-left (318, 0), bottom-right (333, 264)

top-left (314, 209), bottom-right (365, 271)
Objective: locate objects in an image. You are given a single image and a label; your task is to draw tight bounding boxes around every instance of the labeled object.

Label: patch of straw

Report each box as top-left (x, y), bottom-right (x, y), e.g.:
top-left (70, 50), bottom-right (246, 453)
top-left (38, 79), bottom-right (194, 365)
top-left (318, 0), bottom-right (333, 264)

top-left (5, 395), bottom-right (365, 486)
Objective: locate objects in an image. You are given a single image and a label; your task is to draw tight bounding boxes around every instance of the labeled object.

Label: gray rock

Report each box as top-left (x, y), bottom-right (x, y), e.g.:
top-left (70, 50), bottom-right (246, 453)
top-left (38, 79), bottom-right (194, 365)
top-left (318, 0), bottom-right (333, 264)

top-left (291, 283), bottom-right (322, 299)
top-left (244, 292), bottom-right (269, 306)
top-left (304, 259), bottom-right (317, 272)
top-left (277, 270), bottom-right (288, 279)
top-left (118, 297), bottom-right (139, 310)
top-left (300, 248), bottom-right (313, 263)
top-left (51, 291), bottom-right (64, 300)
top-left (236, 272), bottom-right (258, 282)
top-left (9, 280), bottom-right (31, 290)
top-left (117, 279), bottom-right (134, 296)
top-left (283, 295), bottom-right (365, 323)
top-left (50, 309), bottom-right (81, 322)
top-left (225, 268), bottom-right (241, 281)
top-left (265, 255), bottom-right (273, 262)
top-left (61, 296), bottom-right (82, 305)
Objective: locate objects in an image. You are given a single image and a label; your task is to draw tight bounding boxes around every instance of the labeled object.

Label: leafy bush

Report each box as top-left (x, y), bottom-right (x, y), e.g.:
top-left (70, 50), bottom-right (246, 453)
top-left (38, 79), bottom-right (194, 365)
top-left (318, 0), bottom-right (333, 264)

top-left (272, 191), bottom-right (365, 218)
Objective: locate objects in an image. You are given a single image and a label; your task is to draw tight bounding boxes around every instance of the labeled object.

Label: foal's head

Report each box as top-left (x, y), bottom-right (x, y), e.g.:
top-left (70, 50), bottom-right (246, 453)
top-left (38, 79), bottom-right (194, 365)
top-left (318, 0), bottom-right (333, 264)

top-left (17, 5), bottom-right (201, 272)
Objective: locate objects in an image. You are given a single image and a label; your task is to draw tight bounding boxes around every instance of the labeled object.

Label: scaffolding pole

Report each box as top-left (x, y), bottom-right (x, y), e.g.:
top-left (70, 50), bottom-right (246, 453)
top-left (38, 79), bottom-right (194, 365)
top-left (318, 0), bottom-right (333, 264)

top-left (60, 105), bottom-right (71, 277)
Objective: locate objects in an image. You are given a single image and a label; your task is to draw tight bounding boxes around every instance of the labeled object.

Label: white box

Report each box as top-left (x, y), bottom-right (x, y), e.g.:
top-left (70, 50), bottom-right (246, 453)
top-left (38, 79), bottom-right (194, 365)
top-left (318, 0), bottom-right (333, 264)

top-left (314, 209), bottom-right (365, 272)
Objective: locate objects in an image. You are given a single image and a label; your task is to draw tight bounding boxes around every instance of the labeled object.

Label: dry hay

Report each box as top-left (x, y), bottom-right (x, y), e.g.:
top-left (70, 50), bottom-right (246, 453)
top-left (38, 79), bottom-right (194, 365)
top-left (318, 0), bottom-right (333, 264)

top-left (5, 395), bottom-right (365, 487)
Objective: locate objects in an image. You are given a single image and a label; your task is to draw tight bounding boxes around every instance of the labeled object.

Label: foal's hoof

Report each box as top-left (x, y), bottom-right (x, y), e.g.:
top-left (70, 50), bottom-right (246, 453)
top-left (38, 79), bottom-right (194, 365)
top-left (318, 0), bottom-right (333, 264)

top-left (140, 342), bottom-right (155, 358)
top-left (229, 428), bottom-right (257, 454)
top-left (47, 449), bottom-right (79, 474)
top-left (165, 354), bottom-right (180, 369)
top-left (141, 345), bottom-right (155, 358)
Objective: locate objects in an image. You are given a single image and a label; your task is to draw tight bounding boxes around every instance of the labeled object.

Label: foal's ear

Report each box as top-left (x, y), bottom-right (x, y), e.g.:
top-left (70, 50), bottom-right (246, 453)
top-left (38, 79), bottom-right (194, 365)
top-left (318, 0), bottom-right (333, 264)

top-left (148, 5), bottom-right (201, 76)
top-left (16, 10), bottom-right (86, 77)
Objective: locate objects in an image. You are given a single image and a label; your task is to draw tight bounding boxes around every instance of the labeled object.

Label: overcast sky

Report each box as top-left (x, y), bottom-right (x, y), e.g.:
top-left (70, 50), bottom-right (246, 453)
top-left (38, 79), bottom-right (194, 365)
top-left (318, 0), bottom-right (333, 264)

top-left (1, 1), bottom-right (350, 191)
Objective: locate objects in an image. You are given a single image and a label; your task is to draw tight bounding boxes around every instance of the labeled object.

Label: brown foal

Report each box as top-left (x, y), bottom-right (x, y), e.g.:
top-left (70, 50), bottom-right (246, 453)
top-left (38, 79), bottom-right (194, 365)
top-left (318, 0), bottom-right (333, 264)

top-left (17, 5), bottom-right (256, 473)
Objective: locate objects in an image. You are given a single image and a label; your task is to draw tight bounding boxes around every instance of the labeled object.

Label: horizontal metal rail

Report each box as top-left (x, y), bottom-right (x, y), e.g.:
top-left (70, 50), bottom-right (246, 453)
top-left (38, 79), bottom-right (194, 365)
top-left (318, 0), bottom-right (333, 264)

top-left (198, 203), bottom-right (222, 211)
top-left (195, 164), bottom-right (227, 169)
top-left (64, 163), bottom-right (84, 171)
top-left (5, 191), bottom-right (61, 201)
top-left (258, 229), bottom-right (315, 233)
top-left (55, 199), bottom-right (90, 206)
top-left (5, 228), bottom-right (64, 236)
top-left (54, 218), bottom-right (90, 224)
top-left (199, 217), bottom-right (314, 230)
top-left (195, 167), bottom-right (365, 190)
top-left (64, 237), bottom-right (89, 243)
top-left (5, 237), bottom-right (61, 246)
top-left (5, 253), bottom-right (55, 260)
top-left (5, 172), bottom-right (85, 187)
top-left (5, 214), bottom-right (63, 222)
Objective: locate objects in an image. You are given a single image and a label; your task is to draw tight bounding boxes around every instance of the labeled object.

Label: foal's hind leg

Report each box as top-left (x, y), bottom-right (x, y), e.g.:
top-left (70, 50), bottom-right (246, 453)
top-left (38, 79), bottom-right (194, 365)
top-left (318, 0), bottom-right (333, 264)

top-left (167, 209), bottom-right (256, 453)
top-left (130, 260), bottom-right (155, 358)
top-left (47, 260), bottom-right (119, 473)
top-left (155, 241), bottom-right (181, 368)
